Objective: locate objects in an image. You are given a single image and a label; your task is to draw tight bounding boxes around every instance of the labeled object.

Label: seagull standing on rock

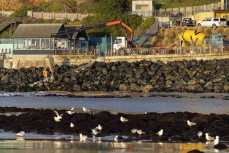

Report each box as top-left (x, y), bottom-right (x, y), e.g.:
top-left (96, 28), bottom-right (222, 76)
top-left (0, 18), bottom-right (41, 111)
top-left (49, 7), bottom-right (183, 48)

top-left (213, 135), bottom-right (228, 150)
top-left (205, 133), bottom-right (215, 141)
top-left (120, 116), bottom-right (128, 123)
top-left (157, 129), bottom-right (163, 137)
top-left (96, 124), bottom-right (102, 131)
top-left (187, 120), bottom-right (196, 127)
top-left (54, 110), bottom-right (63, 122)
top-left (16, 131), bottom-right (25, 137)
top-left (131, 129), bottom-right (138, 134)
top-left (83, 107), bottom-right (90, 112)
top-left (79, 133), bottom-right (87, 141)
top-left (198, 131), bottom-right (203, 138)
top-left (214, 136), bottom-right (219, 145)
top-left (136, 130), bottom-right (145, 136)
top-left (66, 107), bottom-right (75, 115)
top-left (92, 128), bottom-right (99, 136)
top-left (70, 122), bottom-right (74, 128)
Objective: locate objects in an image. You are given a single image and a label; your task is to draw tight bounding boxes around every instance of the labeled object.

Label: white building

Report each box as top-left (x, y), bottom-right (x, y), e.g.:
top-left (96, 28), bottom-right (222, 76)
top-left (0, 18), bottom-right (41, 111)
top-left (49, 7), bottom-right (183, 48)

top-left (132, 0), bottom-right (154, 17)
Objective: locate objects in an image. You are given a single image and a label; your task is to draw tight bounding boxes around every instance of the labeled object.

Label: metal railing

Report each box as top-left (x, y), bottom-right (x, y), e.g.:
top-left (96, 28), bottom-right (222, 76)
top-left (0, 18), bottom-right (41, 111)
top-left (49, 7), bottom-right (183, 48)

top-left (0, 17), bottom-right (22, 33)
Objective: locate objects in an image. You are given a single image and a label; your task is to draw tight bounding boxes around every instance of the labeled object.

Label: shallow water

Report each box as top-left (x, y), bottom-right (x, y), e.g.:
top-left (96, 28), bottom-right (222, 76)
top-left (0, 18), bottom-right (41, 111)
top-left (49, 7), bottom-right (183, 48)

top-left (0, 92), bottom-right (228, 114)
top-left (0, 140), bottom-right (228, 153)
top-left (0, 92), bottom-right (229, 153)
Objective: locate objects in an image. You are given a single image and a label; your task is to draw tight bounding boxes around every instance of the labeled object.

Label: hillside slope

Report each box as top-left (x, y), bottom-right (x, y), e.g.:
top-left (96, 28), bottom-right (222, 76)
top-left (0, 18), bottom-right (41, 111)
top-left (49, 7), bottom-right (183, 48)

top-left (0, 0), bottom-right (86, 11)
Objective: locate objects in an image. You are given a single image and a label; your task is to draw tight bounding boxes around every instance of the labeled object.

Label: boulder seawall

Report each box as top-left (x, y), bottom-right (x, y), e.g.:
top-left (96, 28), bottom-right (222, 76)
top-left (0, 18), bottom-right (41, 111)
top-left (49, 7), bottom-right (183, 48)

top-left (0, 59), bottom-right (229, 93)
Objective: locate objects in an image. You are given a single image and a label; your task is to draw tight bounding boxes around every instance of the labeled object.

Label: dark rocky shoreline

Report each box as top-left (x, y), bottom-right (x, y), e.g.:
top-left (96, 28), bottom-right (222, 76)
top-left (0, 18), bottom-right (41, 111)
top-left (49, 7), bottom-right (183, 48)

top-left (0, 59), bottom-right (229, 93)
top-left (0, 107), bottom-right (229, 143)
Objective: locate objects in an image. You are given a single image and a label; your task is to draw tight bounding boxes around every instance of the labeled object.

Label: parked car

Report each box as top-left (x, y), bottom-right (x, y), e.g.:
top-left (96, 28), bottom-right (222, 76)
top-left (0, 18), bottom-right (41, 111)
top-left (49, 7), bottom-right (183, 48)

top-left (197, 18), bottom-right (227, 28)
top-left (181, 18), bottom-right (196, 26)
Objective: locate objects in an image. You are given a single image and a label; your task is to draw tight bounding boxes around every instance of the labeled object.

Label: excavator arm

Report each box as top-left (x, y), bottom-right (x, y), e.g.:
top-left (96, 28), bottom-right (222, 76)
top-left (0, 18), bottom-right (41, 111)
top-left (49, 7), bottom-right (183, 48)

top-left (53, 20), bottom-right (134, 47)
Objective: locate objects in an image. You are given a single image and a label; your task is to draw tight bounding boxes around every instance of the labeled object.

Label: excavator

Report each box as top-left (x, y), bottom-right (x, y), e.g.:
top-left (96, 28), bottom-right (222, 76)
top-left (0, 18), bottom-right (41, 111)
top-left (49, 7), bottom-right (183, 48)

top-left (53, 20), bottom-right (135, 49)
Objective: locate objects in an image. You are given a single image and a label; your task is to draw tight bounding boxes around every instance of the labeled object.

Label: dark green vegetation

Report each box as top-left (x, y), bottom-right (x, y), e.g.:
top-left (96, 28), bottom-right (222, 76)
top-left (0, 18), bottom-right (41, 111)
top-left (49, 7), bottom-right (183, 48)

top-left (0, 59), bottom-right (229, 93)
top-left (79, 0), bottom-right (142, 37)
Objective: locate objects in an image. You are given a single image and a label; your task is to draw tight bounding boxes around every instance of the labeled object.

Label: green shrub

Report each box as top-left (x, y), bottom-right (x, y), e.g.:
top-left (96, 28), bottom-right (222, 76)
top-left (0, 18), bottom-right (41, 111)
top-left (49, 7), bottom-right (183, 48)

top-left (12, 6), bottom-right (33, 17)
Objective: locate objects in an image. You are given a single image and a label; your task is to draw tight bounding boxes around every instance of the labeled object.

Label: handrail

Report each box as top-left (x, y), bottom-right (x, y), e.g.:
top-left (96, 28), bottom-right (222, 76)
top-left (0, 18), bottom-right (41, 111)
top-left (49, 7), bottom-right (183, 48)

top-left (0, 17), bottom-right (22, 32)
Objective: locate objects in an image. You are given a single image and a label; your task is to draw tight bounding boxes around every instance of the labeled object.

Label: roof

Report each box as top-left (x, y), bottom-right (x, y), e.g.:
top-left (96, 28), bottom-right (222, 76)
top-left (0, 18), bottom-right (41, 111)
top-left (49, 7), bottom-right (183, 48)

top-left (13, 24), bottom-right (64, 38)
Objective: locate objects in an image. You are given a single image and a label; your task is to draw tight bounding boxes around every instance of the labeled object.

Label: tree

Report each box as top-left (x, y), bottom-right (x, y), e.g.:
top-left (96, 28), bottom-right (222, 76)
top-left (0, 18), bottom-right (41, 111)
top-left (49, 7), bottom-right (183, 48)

top-left (80, 0), bottom-right (142, 37)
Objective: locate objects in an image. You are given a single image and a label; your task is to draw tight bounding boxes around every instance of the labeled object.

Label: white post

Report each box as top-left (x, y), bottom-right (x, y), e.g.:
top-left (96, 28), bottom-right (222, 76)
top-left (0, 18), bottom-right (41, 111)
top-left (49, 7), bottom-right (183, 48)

top-left (111, 34), bottom-right (113, 56)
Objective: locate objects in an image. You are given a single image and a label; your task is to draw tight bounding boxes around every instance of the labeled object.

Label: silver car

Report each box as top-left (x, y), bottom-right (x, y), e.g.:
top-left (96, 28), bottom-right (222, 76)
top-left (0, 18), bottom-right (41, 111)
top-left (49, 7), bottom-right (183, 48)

top-left (197, 18), bottom-right (227, 28)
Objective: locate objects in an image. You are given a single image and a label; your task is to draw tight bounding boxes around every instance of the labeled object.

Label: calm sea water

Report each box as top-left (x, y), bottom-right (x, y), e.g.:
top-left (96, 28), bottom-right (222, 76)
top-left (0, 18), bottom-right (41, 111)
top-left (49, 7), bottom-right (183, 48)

top-left (0, 92), bottom-right (228, 153)
top-left (0, 92), bottom-right (228, 114)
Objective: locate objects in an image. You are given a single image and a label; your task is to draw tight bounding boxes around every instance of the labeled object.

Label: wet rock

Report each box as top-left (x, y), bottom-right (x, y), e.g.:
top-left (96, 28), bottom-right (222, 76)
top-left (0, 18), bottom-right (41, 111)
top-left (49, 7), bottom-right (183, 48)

top-left (214, 143), bottom-right (228, 150)
top-left (187, 149), bottom-right (205, 153)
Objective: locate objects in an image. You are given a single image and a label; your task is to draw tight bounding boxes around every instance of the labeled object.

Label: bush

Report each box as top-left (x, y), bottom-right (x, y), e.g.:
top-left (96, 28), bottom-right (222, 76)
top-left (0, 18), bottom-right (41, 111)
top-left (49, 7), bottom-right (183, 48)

top-left (11, 6), bottom-right (33, 17)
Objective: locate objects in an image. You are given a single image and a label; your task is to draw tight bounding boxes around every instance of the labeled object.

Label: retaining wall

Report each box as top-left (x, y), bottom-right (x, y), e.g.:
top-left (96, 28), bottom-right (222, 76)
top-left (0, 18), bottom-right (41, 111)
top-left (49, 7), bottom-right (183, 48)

top-left (2, 53), bottom-right (229, 69)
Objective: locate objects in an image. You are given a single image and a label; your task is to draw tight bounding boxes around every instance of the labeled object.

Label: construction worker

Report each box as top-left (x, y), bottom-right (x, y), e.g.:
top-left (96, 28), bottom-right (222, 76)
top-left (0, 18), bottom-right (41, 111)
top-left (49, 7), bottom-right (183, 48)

top-left (43, 68), bottom-right (48, 80)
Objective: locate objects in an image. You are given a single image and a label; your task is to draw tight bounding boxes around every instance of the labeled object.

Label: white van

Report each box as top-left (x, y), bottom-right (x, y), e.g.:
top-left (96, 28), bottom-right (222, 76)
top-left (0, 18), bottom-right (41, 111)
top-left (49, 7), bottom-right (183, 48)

top-left (197, 18), bottom-right (227, 28)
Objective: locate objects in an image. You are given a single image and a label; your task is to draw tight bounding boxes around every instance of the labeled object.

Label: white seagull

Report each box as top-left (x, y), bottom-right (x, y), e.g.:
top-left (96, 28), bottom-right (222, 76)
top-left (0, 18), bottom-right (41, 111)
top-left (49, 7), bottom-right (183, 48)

top-left (214, 136), bottom-right (220, 145)
top-left (92, 128), bottom-right (99, 136)
top-left (16, 131), bottom-right (25, 137)
top-left (136, 130), bottom-right (145, 135)
top-left (187, 120), bottom-right (196, 127)
top-left (205, 133), bottom-right (215, 141)
top-left (83, 107), bottom-right (90, 112)
top-left (157, 129), bottom-right (163, 137)
top-left (54, 110), bottom-right (63, 122)
top-left (79, 133), bottom-right (87, 141)
top-left (131, 129), bottom-right (138, 134)
top-left (197, 131), bottom-right (203, 138)
top-left (70, 122), bottom-right (74, 128)
top-left (120, 116), bottom-right (128, 123)
top-left (66, 107), bottom-right (75, 115)
top-left (96, 124), bottom-right (102, 131)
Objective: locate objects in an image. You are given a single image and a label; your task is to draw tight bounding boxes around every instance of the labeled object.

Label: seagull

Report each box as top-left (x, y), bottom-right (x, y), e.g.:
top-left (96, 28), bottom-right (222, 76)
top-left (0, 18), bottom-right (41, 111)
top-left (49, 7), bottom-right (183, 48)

top-left (79, 133), bottom-right (87, 141)
top-left (16, 131), bottom-right (25, 137)
top-left (205, 133), bottom-right (215, 141)
top-left (70, 122), bottom-right (74, 128)
top-left (83, 107), bottom-right (90, 112)
top-left (131, 129), bottom-right (138, 134)
top-left (66, 107), bottom-right (75, 115)
top-left (157, 129), bottom-right (163, 137)
top-left (92, 128), bottom-right (99, 136)
top-left (187, 120), bottom-right (196, 127)
top-left (198, 131), bottom-right (203, 138)
top-left (114, 135), bottom-right (119, 142)
top-left (96, 124), bottom-right (102, 131)
top-left (120, 116), bottom-right (128, 123)
top-left (54, 110), bottom-right (63, 122)
top-left (214, 136), bottom-right (219, 145)
top-left (136, 130), bottom-right (145, 135)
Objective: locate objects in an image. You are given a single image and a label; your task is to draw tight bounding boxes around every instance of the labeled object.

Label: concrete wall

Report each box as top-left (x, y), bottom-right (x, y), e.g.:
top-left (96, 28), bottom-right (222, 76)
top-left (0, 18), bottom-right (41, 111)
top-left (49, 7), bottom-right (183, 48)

top-left (3, 55), bottom-right (96, 69)
top-left (27, 11), bottom-right (89, 21)
top-left (2, 53), bottom-right (229, 69)
top-left (194, 12), bottom-right (214, 22)
top-left (0, 10), bottom-right (13, 17)
top-left (104, 52), bottom-right (229, 63)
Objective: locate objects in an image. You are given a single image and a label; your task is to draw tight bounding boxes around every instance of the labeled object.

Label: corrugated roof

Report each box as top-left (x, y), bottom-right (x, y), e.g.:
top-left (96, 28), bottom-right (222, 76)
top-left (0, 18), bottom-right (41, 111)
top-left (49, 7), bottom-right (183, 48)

top-left (13, 24), bottom-right (64, 38)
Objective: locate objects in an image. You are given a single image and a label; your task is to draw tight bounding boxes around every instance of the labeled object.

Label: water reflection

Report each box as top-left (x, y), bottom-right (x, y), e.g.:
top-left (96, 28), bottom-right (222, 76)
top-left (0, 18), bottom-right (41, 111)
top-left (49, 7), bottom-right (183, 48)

top-left (0, 140), bottom-right (227, 153)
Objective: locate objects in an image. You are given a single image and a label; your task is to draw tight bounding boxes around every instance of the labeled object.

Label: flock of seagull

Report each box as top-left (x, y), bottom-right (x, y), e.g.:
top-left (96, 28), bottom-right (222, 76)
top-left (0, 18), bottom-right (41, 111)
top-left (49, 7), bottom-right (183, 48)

top-left (14, 108), bottom-right (228, 151)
